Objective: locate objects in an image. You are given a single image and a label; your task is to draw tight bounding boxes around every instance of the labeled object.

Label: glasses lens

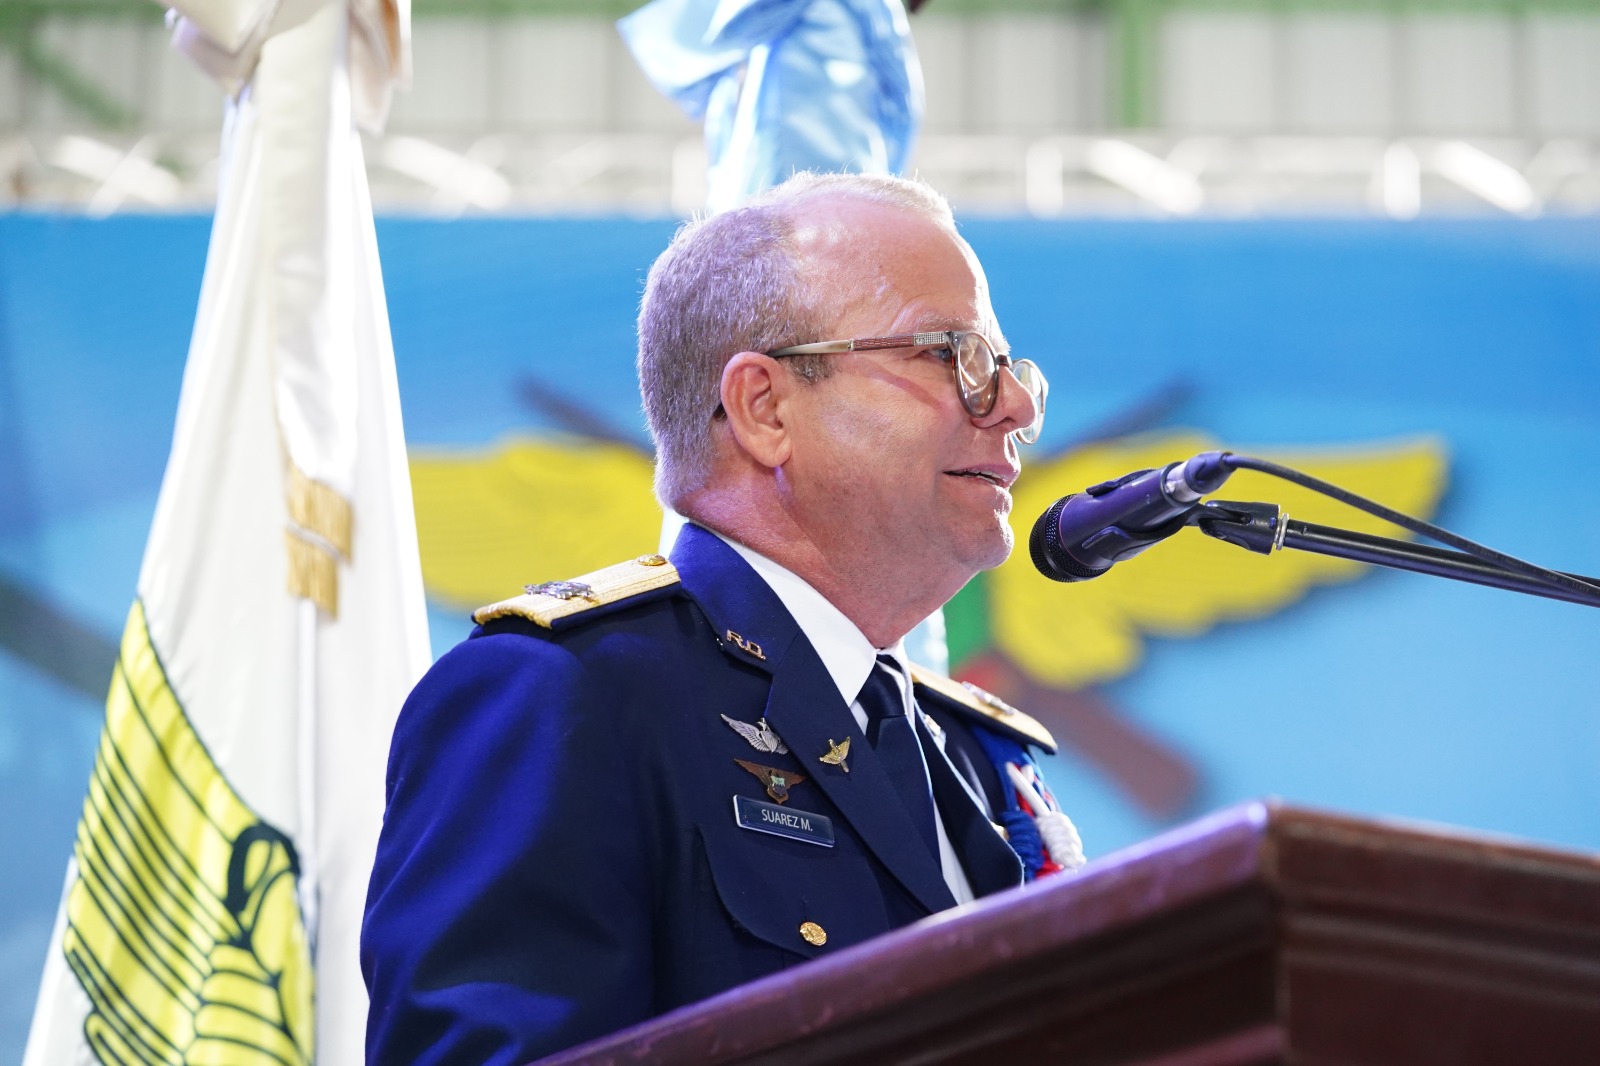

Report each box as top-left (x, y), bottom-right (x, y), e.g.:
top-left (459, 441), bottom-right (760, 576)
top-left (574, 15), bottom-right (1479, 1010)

top-left (1011, 359), bottom-right (1047, 444)
top-left (954, 332), bottom-right (998, 416)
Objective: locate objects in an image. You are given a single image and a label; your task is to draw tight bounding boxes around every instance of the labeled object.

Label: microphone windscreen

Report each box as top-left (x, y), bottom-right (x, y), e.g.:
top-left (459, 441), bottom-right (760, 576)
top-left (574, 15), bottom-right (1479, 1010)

top-left (1029, 495), bottom-right (1109, 583)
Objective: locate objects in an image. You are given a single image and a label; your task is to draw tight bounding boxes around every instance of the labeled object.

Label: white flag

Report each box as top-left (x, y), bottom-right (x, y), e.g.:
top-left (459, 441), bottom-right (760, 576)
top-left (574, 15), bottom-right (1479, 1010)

top-left (23, 1), bottom-right (427, 1063)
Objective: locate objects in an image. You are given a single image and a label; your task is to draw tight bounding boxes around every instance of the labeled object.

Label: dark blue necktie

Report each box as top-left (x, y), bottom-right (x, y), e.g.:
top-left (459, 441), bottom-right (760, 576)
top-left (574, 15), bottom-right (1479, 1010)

top-left (859, 655), bottom-right (940, 861)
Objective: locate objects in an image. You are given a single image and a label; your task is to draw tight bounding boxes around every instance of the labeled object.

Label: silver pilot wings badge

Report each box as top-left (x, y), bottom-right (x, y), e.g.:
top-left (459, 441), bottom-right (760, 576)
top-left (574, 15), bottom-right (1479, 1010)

top-left (720, 714), bottom-right (789, 755)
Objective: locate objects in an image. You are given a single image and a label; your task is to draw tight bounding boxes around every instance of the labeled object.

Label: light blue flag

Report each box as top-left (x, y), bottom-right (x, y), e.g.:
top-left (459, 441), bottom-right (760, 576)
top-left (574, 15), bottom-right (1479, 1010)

top-left (619, 0), bottom-right (924, 212)
top-left (621, 0), bottom-right (941, 669)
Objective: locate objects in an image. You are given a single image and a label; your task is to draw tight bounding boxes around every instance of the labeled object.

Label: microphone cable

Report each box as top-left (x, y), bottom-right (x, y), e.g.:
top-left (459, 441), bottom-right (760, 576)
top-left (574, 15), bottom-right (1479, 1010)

top-left (1218, 453), bottom-right (1600, 605)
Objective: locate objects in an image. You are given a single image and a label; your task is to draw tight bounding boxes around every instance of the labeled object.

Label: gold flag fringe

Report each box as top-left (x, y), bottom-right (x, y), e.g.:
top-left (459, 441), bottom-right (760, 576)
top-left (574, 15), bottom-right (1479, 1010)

top-left (285, 530), bottom-right (340, 617)
top-left (288, 463), bottom-right (353, 560)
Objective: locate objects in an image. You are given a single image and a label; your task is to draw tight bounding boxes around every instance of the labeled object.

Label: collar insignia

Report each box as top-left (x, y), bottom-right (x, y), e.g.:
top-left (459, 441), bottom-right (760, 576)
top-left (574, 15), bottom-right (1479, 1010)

top-left (721, 714), bottom-right (789, 755)
top-left (734, 759), bottom-right (807, 804)
top-left (819, 737), bottom-right (851, 773)
top-left (724, 629), bottom-right (766, 660)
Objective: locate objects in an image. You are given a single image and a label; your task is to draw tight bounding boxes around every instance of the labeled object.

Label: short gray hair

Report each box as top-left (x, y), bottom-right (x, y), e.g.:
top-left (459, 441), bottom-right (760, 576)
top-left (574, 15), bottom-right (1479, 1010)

top-left (638, 172), bottom-right (956, 509)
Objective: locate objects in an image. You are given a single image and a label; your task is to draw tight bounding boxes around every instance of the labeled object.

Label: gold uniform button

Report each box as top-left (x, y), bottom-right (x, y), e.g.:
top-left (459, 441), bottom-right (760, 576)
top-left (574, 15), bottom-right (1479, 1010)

top-left (636, 553), bottom-right (668, 566)
top-left (798, 921), bottom-right (827, 947)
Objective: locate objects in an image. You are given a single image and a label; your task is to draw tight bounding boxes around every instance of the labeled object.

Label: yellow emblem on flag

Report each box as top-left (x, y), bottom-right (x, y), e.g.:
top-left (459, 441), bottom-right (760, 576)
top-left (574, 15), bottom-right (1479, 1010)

top-left (62, 600), bottom-right (313, 1065)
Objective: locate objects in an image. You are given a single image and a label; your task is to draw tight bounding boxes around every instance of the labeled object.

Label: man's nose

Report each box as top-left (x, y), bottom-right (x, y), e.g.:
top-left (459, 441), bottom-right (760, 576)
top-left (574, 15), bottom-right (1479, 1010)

top-left (977, 363), bottom-right (1039, 436)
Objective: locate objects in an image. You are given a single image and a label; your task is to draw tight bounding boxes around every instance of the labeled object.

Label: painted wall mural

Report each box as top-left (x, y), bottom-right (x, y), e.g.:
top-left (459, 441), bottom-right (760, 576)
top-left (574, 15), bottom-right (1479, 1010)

top-left (1, 211), bottom-right (1596, 1061)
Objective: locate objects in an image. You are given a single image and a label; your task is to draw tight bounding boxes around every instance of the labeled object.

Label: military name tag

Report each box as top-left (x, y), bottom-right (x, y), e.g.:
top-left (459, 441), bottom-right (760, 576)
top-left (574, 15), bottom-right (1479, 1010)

top-left (733, 796), bottom-right (835, 848)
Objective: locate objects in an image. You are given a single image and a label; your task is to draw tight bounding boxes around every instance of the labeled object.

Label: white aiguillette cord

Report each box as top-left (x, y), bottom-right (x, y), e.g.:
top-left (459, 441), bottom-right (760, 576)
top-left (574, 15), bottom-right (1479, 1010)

top-left (1006, 762), bottom-right (1085, 872)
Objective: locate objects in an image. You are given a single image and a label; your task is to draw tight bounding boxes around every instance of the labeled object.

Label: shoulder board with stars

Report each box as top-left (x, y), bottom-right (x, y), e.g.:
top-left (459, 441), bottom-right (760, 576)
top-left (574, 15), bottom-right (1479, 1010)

top-left (472, 554), bottom-right (682, 631)
top-left (908, 663), bottom-right (1057, 755)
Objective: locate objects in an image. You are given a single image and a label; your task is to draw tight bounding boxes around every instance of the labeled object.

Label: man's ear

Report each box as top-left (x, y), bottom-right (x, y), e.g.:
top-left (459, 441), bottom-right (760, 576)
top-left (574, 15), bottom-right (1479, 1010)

top-left (719, 352), bottom-right (793, 469)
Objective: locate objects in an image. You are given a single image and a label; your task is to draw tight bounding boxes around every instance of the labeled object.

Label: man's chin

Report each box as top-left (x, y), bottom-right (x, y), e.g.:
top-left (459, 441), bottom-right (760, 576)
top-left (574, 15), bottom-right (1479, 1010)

top-left (964, 522), bottom-right (1016, 574)
top-left (991, 528), bottom-right (1017, 569)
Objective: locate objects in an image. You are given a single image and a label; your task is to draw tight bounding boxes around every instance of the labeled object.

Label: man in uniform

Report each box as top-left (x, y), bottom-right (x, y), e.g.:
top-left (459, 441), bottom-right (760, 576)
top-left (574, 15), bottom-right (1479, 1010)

top-left (361, 172), bottom-right (1081, 1065)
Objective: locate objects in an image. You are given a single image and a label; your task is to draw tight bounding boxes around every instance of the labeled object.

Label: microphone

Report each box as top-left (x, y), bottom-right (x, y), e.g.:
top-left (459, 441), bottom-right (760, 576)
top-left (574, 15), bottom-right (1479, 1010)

top-left (1030, 451), bottom-right (1235, 582)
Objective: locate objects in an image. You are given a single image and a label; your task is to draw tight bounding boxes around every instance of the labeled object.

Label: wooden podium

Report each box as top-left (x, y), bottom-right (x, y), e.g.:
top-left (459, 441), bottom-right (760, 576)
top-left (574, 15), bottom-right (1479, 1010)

top-left (540, 802), bottom-right (1600, 1065)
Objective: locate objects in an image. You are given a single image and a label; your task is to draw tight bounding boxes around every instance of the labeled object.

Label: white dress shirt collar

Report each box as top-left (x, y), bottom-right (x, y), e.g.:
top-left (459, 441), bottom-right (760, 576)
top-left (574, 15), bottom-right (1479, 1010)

top-left (712, 531), bottom-right (908, 710)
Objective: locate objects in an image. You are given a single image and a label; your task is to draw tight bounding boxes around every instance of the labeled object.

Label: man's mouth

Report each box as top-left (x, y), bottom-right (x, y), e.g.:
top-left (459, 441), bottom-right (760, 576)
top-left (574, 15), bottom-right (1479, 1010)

top-left (945, 466), bottom-right (1018, 488)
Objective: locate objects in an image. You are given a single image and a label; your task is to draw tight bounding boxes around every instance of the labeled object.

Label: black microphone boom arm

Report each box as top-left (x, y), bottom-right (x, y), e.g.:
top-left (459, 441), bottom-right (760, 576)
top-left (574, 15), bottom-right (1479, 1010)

top-left (1192, 501), bottom-right (1600, 609)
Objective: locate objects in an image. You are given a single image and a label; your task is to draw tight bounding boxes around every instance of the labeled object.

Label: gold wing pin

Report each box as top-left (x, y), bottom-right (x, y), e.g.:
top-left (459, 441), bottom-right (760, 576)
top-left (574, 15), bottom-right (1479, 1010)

top-left (819, 737), bottom-right (851, 773)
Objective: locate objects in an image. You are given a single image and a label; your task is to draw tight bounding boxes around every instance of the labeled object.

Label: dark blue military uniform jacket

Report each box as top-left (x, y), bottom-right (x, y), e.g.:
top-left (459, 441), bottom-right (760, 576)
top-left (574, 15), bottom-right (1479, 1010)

top-left (361, 524), bottom-right (1056, 1064)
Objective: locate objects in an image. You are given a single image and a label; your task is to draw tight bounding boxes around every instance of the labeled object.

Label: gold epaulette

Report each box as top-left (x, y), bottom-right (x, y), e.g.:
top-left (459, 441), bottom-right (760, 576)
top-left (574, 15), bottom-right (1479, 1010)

top-left (472, 553), bottom-right (681, 629)
top-left (909, 663), bottom-right (1057, 754)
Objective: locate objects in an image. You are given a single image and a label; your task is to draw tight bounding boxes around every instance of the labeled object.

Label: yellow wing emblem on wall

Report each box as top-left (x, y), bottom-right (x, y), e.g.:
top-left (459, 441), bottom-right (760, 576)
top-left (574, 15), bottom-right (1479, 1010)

top-left (991, 432), bottom-right (1449, 690)
top-left (411, 437), bottom-right (661, 608)
top-left (64, 600), bottom-right (312, 1065)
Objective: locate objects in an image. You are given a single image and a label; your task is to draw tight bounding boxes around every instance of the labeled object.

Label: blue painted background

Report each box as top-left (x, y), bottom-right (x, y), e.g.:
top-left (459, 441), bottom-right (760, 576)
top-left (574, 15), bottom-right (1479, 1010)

top-left (1, 212), bottom-right (1596, 1056)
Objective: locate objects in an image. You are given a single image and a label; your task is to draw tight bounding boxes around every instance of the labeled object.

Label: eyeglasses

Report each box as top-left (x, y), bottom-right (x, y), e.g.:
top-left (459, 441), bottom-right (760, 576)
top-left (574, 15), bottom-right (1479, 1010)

top-left (768, 331), bottom-right (1048, 444)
